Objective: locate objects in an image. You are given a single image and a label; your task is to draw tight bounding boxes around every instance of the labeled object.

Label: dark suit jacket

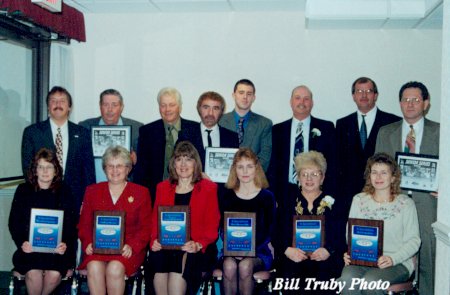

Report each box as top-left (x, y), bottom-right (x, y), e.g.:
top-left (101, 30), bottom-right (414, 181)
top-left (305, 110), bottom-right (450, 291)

top-left (21, 119), bottom-right (95, 212)
top-left (78, 116), bottom-right (143, 151)
top-left (336, 109), bottom-right (401, 213)
top-left (134, 117), bottom-right (199, 202)
top-left (268, 116), bottom-right (336, 204)
top-left (219, 111), bottom-right (272, 171)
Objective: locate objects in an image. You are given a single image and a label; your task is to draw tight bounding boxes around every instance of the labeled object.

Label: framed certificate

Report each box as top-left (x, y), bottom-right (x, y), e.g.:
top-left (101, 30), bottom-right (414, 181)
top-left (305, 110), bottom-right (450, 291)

top-left (204, 147), bottom-right (238, 183)
top-left (223, 212), bottom-right (256, 257)
top-left (292, 215), bottom-right (325, 254)
top-left (29, 208), bottom-right (64, 253)
top-left (92, 125), bottom-right (132, 158)
top-left (348, 218), bottom-right (383, 267)
top-left (158, 206), bottom-right (190, 250)
top-left (93, 211), bottom-right (125, 254)
top-left (396, 152), bottom-right (439, 193)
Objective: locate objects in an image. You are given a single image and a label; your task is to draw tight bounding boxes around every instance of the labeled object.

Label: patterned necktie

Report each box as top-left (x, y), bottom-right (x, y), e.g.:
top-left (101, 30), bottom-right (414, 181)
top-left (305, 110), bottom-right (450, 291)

top-left (405, 125), bottom-right (416, 153)
top-left (205, 129), bottom-right (212, 147)
top-left (163, 125), bottom-right (175, 179)
top-left (360, 114), bottom-right (367, 149)
top-left (55, 127), bottom-right (63, 169)
top-left (237, 117), bottom-right (244, 145)
top-left (292, 122), bottom-right (304, 182)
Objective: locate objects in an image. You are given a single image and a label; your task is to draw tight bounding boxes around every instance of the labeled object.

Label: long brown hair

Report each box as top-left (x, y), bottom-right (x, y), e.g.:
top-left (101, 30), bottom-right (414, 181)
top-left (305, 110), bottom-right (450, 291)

top-left (225, 148), bottom-right (268, 190)
top-left (362, 153), bottom-right (401, 199)
top-left (168, 141), bottom-right (203, 185)
top-left (27, 148), bottom-right (63, 192)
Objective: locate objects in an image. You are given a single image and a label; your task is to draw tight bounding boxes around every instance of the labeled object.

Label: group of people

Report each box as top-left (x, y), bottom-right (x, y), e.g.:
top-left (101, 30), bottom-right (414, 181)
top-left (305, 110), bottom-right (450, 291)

top-left (7, 76), bottom-right (439, 295)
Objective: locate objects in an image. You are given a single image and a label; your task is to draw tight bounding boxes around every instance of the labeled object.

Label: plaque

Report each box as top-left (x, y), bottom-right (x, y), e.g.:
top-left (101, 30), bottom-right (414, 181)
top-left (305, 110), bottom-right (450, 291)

top-left (396, 152), bottom-right (439, 193)
top-left (29, 208), bottom-right (64, 253)
top-left (204, 147), bottom-right (239, 183)
top-left (158, 206), bottom-right (190, 250)
top-left (292, 215), bottom-right (325, 254)
top-left (92, 125), bottom-right (132, 157)
top-left (348, 218), bottom-right (384, 267)
top-left (93, 211), bottom-right (125, 254)
top-left (223, 212), bottom-right (256, 257)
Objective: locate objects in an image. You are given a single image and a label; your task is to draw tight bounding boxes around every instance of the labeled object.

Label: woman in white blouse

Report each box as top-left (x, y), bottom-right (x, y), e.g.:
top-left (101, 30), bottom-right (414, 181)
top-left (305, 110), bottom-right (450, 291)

top-left (339, 153), bottom-right (420, 295)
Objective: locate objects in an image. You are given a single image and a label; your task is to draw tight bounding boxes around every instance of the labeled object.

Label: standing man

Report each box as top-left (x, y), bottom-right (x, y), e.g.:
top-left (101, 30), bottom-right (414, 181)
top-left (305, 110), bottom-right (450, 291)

top-left (79, 89), bottom-right (143, 182)
top-left (219, 79), bottom-right (272, 171)
top-left (336, 77), bottom-right (400, 215)
top-left (375, 81), bottom-right (439, 295)
top-left (21, 86), bottom-right (95, 212)
top-left (268, 85), bottom-right (336, 203)
top-left (134, 87), bottom-right (198, 202)
top-left (178, 91), bottom-right (239, 169)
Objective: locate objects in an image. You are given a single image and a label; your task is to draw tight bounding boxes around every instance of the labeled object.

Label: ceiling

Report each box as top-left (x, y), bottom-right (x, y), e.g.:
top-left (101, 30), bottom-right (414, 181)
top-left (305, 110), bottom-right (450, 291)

top-left (63, 0), bottom-right (443, 29)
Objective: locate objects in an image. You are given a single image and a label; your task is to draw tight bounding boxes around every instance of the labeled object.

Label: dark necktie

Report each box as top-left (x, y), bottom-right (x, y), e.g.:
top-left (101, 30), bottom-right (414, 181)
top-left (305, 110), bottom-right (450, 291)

top-left (404, 125), bottom-right (416, 153)
top-left (55, 127), bottom-right (63, 169)
top-left (237, 117), bottom-right (244, 145)
top-left (164, 125), bottom-right (175, 179)
top-left (292, 122), bottom-right (304, 182)
top-left (360, 114), bottom-right (367, 149)
top-left (205, 129), bottom-right (212, 147)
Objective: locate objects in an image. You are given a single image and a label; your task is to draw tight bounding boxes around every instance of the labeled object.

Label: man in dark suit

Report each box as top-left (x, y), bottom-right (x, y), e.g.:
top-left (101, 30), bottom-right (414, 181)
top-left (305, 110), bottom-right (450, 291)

top-left (219, 79), bottom-right (272, 171)
top-left (134, 87), bottom-right (198, 202)
top-left (178, 91), bottom-right (239, 169)
top-left (375, 81), bottom-right (439, 295)
top-left (79, 89), bottom-right (143, 182)
top-left (336, 77), bottom-right (401, 215)
top-left (268, 85), bottom-right (336, 204)
top-left (21, 86), bottom-right (95, 213)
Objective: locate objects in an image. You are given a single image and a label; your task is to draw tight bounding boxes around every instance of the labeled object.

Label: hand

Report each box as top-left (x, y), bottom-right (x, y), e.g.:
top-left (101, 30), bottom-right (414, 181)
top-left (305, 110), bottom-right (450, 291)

top-left (343, 252), bottom-right (351, 266)
top-left (55, 242), bottom-right (67, 255)
top-left (378, 256), bottom-right (393, 269)
top-left (21, 241), bottom-right (32, 253)
top-left (430, 191), bottom-right (438, 198)
top-left (122, 244), bottom-right (132, 258)
top-left (284, 247), bottom-right (308, 263)
top-left (181, 241), bottom-right (202, 253)
top-left (86, 243), bottom-right (93, 255)
top-left (310, 247), bottom-right (330, 261)
top-left (130, 151), bottom-right (138, 165)
top-left (201, 172), bottom-right (211, 180)
top-left (151, 240), bottom-right (162, 252)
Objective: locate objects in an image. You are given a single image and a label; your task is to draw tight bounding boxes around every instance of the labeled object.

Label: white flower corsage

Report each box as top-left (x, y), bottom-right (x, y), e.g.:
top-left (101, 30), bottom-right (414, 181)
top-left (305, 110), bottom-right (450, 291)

top-left (317, 195), bottom-right (334, 215)
top-left (311, 128), bottom-right (321, 138)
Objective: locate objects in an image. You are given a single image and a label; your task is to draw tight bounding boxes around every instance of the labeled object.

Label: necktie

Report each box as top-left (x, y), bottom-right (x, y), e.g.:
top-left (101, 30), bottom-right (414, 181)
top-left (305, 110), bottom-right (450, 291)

top-left (237, 117), bottom-right (244, 145)
top-left (55, 127), bottom-right (63, 169)
top-left (164, 125), bottom-right (175, 179)
top-left (205, 129), bottom-right (212, 147)
top-left (405, 125), bottom-right (416, 153)
top-left (360, 114), bottom-right (367, 149)
top-left (292, 122), bottom-right (304, 182)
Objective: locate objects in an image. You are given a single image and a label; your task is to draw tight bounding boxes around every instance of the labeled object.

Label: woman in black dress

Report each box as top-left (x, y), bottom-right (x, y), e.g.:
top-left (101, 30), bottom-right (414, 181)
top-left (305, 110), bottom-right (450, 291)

top-left (8, 148), bottom-right (77, 295)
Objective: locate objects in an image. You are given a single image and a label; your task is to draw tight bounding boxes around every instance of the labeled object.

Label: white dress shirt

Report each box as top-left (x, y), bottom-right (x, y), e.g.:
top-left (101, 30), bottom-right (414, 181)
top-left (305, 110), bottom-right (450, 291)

top-left (49, 118), bottom-right (69, 171)
top-left (288, 116), bottom-right (311, 183)
top-left (201, 123), bottom-right (220, 148)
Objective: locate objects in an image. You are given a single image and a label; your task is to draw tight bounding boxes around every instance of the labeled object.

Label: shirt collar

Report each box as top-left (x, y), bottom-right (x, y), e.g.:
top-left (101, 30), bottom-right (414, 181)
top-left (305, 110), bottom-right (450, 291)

top-left (99, 117), bottom-right (124, 126)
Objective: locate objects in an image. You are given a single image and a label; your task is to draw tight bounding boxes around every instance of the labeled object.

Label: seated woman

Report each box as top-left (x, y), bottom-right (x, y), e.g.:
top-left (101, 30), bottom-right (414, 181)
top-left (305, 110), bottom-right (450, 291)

top-left (8, 148), bottom-right (77, 295)
top-left (78, 146), bottom-right (152, 295)
top-left (278, 151), bottom-right (341, 294)
top-left (221, 148), bottom-right (276, 295)
top-left (150, 141), bottom-right (220, 295)
top-left (339, 153), bottom-right (420, 295)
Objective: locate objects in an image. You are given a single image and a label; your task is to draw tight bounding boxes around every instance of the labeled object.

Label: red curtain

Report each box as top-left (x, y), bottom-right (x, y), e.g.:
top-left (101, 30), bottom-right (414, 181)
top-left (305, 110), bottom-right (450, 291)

top-left (0, 0), bottom-right (86, 42)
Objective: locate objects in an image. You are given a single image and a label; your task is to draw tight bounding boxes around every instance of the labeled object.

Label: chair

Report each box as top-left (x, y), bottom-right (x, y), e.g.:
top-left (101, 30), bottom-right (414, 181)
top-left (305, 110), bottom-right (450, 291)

top-left (385, 256), bottom-right (418, 295)
top-left (10, 269), bottom-right (76, 295)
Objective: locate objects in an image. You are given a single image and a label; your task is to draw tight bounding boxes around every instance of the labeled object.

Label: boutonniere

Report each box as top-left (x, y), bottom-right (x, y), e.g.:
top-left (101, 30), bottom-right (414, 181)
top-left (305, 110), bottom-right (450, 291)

top-left (128, 196), bottom-right (134, 203)
top-left (317, 195), bottom-right (334, 215)
top-left (311, 128), bottom-right (321, 138)
top-left (295, 199), bottom-right (304, 215)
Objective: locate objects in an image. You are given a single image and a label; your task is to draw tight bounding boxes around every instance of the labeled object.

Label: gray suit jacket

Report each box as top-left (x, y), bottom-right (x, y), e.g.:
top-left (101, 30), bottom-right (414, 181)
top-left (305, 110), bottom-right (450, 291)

top-left (79, 116), bottom-right (143, 151)
top-left (219, 110), bottom-right (272, 171)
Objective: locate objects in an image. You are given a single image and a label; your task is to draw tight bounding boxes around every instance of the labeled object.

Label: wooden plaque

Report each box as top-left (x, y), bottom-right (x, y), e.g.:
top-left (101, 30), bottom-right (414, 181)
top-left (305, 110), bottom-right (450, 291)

top-left (292, 215), bottom-right (325, 254)
top-left (158, 205), bottom-right (190, 250)
top-left (223, 212), bottom-right (256, 257)
top-left (348, 218), bottom-right (384, 267)
top-left (29, 208), bottom-right (64, 253)
top-left (93, 211), bottom-right (125, 254)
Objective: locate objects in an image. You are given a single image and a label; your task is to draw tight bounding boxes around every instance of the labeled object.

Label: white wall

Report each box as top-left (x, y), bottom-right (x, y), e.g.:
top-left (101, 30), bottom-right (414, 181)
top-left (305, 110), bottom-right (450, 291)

top-left (68, 11), bottom-right (442, 125)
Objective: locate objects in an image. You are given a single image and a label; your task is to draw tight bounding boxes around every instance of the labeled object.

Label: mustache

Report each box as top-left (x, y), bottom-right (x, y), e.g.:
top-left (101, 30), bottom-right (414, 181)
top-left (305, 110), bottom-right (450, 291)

top-left (53, 107), bottom-right (64, 111)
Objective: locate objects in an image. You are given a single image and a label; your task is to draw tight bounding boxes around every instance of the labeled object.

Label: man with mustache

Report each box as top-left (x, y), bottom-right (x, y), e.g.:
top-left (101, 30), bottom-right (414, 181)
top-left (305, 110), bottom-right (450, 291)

top-left (79, 89), bottom-right (143, 182)
top-left (21, 86), bottom-right (95, 213)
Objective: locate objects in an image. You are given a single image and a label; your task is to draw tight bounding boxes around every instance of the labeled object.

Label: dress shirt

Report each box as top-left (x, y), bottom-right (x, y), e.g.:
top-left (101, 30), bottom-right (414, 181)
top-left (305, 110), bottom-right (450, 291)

top-left (200, 123), bottom-right (220, 147)
top-left (163, 119), bottom-right (181, 142)
top-left (232, 110), bottom-right (250, 131)
top-left (357, 106), bottom-right (377, 137)
top-left (288, 116), bottom-right (311, 184)
top-left (49, 118), bottom-right (69, 171)
top-left (402, 117), bottom-right (424, 154)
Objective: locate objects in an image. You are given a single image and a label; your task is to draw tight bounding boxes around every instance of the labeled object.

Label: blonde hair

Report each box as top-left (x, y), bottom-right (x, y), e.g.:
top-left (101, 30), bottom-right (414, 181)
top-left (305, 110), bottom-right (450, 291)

top-left (294, 151), bottom-right (327, 175)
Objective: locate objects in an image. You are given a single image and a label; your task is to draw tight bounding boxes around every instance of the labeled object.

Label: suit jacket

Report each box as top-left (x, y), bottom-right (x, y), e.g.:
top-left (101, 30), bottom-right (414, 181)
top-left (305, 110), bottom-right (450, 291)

top-left (177, 124), bottom-right (239, 169)
top-left (150, 179), bottom-right (220, 252)
top-left (336, 109), bottom-right (401, 212)
top-left (219, 111), bottom-right (272, 171)
top-left (78, 116), bottom-right (143, 151)
top-left (21, 119), bottom-right (95, 212)
top-left (134, 117), bottom-right (199, 202)
top-left (268, 116), bottom-right (336, 204)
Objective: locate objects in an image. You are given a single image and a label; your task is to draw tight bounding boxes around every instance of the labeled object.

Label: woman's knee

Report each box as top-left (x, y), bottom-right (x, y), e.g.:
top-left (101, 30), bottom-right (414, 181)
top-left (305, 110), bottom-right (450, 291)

top-left (44, 271), bottom-right (61, 284)
top-left (223, 258), bottom-right (238, 277)
top-left (238, 260), bottom-right (254, 279)
top-left (25, 270), bottom-right (43, 281)
top-left (106, 261), bottom-right (126, 280)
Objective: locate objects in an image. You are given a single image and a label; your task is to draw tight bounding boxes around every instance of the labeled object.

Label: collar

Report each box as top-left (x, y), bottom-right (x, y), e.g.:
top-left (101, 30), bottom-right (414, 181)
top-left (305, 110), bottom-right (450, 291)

top-left (200, 123), bottom-right (219, 132)
top-left (99, 117), bottom-right (124, 126)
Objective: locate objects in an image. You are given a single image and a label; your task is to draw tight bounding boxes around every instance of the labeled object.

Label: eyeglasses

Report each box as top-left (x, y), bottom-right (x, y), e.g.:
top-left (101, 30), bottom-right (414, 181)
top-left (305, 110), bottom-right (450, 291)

top-left (106, 164), bottom-right (128, 170)
top-left (37, 165), bottom-right (55, 171)
top-left (355, 89), bottom-right (375, 95)
top-left (299, 171), bottom-right (322, 179)
top-left (401, 97), bottom-right (422, 104)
